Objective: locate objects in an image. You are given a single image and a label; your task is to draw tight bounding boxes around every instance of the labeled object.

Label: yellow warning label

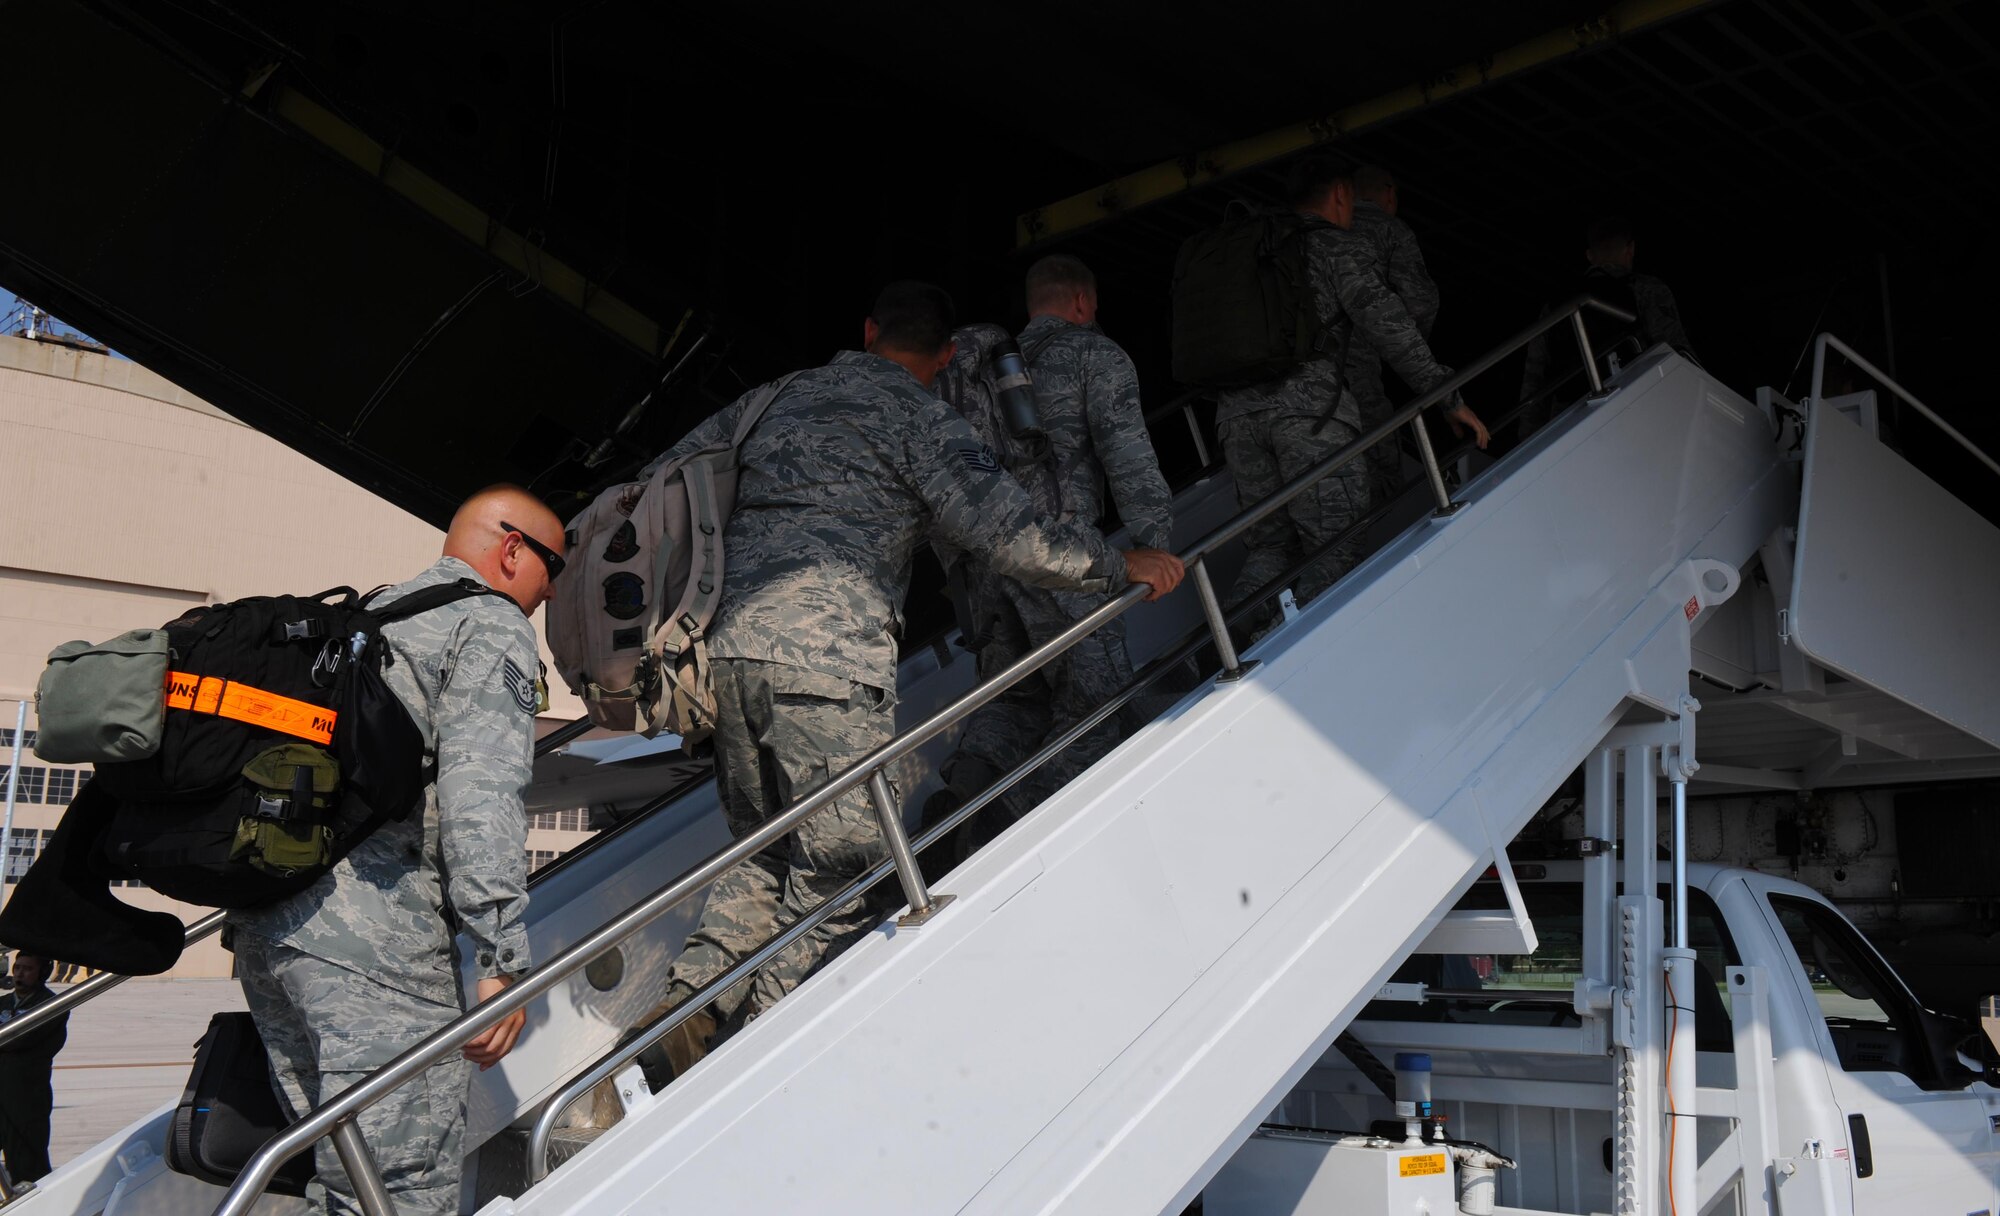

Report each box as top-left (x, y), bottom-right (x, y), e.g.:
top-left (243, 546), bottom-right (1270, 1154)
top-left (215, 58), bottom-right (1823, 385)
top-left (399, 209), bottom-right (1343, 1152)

top-left (1399, 1153), bottom-right (1448, 1178)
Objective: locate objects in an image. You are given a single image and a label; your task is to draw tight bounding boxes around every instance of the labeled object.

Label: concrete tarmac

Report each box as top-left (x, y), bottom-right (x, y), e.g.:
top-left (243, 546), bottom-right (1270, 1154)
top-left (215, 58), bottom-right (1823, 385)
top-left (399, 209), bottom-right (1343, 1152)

top-left (42, 978), bottom-right (245, 1168)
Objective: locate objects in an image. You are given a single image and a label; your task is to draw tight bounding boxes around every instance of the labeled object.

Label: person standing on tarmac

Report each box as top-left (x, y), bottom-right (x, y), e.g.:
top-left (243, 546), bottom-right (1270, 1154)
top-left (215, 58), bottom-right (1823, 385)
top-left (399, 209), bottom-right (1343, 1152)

top-left (1218, 156), bottom-right (1486, 634)
top-left (1338, 165), bottom-right (1483, 503)
top-left (929, 254), bottom-right (1175, 854)
top-left (0, 950), bottom-right (67, 1186)
top-left (230, 485), bottom-right (561, 1216)
top-left (636, 280), bottom-right (1185, 1080)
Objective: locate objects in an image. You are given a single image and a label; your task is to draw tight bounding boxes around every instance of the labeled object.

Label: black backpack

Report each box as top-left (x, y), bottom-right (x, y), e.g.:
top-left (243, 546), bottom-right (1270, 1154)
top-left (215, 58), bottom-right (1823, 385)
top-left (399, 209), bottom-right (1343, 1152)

top-left (169, 1012), bottom-right (315, 1195)
top-left (1170, 205), bottom-right (1333, 390)
top-left (89, 581), bottom-right (504, 909)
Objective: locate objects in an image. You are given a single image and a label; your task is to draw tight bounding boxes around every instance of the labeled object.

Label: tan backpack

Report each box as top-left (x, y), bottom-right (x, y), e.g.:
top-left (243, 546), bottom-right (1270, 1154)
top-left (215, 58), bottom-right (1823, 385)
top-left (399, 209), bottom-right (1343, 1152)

top-left (548, 373), bottom-right (801, 741)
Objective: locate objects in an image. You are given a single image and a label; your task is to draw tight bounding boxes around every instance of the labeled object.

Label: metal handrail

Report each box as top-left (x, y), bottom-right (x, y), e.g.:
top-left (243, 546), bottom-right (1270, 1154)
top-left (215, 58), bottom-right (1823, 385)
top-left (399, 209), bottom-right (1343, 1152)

top-left (0, 715), bottom-right (597, 1051)
top-left (1808, 332), bottom-right (2000, 479)
top-left (210, 294), bottom-right (1634, 1216)
top-left (533, 714), bottom-right (597, 756)
top-left (0, 911), bottom-right (227, 1049)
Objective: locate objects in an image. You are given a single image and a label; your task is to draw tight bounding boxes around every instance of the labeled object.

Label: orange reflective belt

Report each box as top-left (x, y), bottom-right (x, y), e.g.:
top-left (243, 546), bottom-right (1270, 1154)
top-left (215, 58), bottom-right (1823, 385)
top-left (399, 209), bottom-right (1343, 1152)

top-left (163, 670), bottom-right (336, 745)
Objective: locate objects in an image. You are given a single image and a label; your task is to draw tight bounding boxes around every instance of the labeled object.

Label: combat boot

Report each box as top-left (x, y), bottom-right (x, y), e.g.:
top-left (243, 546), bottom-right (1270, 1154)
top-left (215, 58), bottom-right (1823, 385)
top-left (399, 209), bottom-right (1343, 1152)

top-left (634, 1003), bottom-right (717, 1091)
top-left (659, 1009), bottom-right (717, 1077)
top-left (924, 754), bottom-right (1007, 867)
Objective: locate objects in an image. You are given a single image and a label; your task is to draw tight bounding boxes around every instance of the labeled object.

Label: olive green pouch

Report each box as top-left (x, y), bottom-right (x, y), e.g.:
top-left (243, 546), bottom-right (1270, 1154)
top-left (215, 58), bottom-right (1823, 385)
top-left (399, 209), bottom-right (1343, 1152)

top-left (232, 746), bottom-right (341, 877)
top-left (34, 630), bottom-right (172, 763)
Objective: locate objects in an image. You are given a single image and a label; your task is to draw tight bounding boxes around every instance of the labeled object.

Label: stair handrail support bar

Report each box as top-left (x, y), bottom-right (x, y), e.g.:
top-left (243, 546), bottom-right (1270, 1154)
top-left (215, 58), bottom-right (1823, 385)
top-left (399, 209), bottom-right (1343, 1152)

top-left (207, 294), bottom-right (1635, 1216)
top-left (0, 910), bottom-right (227, 1049)
top-left (1808, 332), bottom-right (2000, 479)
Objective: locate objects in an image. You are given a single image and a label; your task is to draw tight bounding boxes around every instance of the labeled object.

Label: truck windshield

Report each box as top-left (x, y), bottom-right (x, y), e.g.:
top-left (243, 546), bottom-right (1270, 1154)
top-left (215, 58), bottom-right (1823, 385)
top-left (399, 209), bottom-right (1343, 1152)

top-left (1766, 893), bottom-right (1921, 1077)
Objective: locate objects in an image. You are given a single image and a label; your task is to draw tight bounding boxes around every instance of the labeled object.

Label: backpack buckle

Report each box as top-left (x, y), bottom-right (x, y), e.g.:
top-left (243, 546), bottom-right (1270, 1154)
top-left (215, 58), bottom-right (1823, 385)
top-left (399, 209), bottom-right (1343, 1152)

top-left (253, 764), bottom-right (318, 821)
top-left (282, 620), bottom-right (325, 642)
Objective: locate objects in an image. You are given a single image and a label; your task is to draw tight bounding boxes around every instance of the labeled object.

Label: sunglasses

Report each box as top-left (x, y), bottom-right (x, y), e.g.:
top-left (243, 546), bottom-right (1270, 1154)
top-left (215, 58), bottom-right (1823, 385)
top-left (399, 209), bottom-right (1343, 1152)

top-left (500, 521), bottom-right (566, 581)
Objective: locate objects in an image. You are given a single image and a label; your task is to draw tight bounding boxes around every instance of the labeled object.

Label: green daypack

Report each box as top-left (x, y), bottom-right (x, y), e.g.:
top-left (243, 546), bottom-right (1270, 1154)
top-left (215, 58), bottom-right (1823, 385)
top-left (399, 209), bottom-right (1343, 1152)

top-left (1170, 205), bottom-right (1332, 390)
top-left (34, 629), bottom-right (173, 763)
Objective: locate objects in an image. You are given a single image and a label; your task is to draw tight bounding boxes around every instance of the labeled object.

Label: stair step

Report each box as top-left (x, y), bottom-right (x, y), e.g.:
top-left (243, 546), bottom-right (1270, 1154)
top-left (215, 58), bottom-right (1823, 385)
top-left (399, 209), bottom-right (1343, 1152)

top-left (548, 1125), bottom-right (611, 1167)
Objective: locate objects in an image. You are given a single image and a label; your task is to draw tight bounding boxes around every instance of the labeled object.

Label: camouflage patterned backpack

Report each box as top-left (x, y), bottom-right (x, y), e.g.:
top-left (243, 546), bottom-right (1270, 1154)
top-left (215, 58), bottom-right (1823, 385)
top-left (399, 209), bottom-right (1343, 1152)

top-left (548, 372), bottom-right (803, 742)
top-left (929, 323), bottom-right (1068, 644)
top-left (934, 322), bottom-right (1061, 493)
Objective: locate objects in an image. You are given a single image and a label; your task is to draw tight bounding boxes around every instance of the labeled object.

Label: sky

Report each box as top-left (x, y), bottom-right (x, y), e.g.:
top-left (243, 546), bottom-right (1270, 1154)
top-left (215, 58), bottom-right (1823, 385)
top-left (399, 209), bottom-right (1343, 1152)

top-left (0, 288), bottom-right (120, 355)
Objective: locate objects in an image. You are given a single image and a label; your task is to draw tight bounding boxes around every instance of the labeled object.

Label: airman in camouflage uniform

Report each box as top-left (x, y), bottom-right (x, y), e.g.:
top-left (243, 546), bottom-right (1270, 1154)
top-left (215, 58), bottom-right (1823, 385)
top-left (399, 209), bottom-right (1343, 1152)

top-left (0, 951), bottom-right (66, 1184)
top-left (640, 282), bottom-right (1182, 1075)
top-left (231, 486), bottom-right (559, 1216)
top-left (931, 256), bottom-right (1174, 850)
top-left (1217, 158), bottom-right (1472, 632)
top-left (1339, 167), bottom-right (1442, 502)
top-left (1519, 216), bottom-right (1693, 434)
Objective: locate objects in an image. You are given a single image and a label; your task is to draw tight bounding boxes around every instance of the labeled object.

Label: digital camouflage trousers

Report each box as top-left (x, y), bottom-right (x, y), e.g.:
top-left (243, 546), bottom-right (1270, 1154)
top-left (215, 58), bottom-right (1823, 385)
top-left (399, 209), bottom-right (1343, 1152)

top-left (236, 932), bottom-right (468, 1216)
top-left (1345, 350), bottom-right (1408, 503)
top-left (1220, 411), bottom-right (1372, 631)
top-left (943, 567), bottom-right (1135, 845)
top-left (664, 658), bottom-right (897, 1025)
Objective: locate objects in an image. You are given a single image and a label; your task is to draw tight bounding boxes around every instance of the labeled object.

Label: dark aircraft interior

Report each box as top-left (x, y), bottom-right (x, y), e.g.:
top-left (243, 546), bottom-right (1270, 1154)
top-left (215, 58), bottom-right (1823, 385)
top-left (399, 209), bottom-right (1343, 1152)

top-left (2, 0), bottom-right (1992, 529)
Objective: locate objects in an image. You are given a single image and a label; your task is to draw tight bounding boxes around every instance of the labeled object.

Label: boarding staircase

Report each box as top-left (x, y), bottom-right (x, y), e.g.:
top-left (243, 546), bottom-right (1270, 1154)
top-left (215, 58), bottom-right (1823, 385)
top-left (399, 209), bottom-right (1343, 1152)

top-left (18, 300), bottom-right (1969, 1215)
top-left (470, 328), bottom-right (1789, 1216)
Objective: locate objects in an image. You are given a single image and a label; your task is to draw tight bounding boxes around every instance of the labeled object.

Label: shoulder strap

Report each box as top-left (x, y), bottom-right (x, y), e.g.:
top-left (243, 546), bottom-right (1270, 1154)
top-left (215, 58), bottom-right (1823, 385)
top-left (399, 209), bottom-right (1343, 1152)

top-left (726, 370), bottom-right (809, 451)
top-left (1019, 328), bottom-right (1062, 366)
top-left (364, 578), bottom-right (511, 624)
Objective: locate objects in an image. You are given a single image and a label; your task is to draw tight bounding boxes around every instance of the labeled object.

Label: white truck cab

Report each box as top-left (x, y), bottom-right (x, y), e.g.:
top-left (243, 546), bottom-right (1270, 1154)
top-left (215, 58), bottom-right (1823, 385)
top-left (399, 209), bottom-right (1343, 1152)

top-left (1213, 861), bottom-right (2000, 1216)
top-left (1722, 866), bottom-right (1999, 1216)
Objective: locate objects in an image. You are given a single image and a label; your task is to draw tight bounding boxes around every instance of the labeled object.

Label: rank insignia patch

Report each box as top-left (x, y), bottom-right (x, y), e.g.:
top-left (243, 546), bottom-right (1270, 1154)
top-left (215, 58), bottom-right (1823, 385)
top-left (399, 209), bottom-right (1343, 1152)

top-left (501, 658), bottom-right (539, 714)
